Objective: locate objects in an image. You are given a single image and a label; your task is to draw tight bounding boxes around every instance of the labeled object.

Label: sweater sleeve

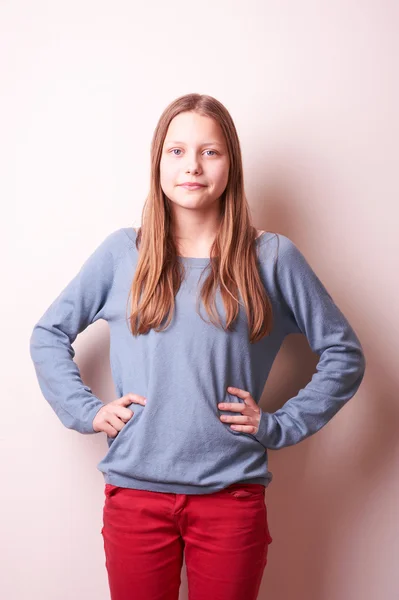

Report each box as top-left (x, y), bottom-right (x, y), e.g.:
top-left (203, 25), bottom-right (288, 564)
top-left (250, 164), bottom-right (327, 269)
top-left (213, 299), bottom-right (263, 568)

top-left (29, 228), bottom-right (126, 435)
top-left (253, 234), bottom-right (366, 450)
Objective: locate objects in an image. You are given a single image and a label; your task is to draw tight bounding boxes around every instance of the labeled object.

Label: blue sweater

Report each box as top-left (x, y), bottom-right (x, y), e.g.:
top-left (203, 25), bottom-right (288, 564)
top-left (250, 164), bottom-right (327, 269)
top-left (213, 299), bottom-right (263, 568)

top-left (29, 228), bottom-right (366, 494)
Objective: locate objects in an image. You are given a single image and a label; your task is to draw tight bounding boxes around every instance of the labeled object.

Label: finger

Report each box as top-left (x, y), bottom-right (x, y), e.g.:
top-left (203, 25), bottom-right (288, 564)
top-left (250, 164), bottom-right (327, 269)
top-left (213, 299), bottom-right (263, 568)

top-left (117, 393), bottom-right (147, 406)
top-left (227, 386), bottom-right (251, 400)
top-left (114, 406), bottom-right (134, 423)
top-left (103, 423), bottom-right (119, 438)
top-left (220, 415), bottom-right (252, 425)
top-left (229, 424), bottom-right (258, 433)
top-left (226, 387), bottom-right (256, 408)
top-left (107, 412), bottom-right (128, 433)
top-left (218, 403), bottom-right (246, 412)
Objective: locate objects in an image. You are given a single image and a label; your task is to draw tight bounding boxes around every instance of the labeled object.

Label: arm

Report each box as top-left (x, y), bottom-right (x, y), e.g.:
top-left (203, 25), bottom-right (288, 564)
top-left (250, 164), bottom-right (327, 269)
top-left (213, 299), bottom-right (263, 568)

top-left (254, 234), bottom-right (366, 450)
top-left (29, 228), bottom-right (127, 434)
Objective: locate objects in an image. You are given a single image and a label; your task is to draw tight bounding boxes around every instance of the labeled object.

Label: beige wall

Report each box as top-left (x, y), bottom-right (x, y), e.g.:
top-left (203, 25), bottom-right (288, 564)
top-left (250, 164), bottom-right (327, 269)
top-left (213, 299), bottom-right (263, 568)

top-left (3, 1), bottom-right (397, 598)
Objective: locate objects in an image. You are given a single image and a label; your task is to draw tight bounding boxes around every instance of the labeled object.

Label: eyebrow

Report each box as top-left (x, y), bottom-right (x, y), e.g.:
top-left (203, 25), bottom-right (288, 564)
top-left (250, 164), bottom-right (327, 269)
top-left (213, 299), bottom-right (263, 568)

top-left (165, 140), bottom-right (224, 147)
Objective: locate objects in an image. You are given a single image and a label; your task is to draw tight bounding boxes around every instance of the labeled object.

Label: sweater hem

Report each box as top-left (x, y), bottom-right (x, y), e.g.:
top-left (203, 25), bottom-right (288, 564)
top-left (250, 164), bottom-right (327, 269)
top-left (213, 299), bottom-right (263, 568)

top-left (102, 473), bottom-right (273, 495)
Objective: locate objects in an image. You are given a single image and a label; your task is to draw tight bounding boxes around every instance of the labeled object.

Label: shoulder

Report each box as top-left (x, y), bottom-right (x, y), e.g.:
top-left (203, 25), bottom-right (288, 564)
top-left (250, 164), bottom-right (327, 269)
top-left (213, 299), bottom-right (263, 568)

top-left (256, 231), bottom-right (305, 269)
top-left (274, 232), bottom-right (300, 258)
top-left (120, 226), bottom-right (138, 242)
top-left (85, 227), bottom-right (134, 266)
top-left (98, 227), bottom-right (131, 250)
top-left (260, 231), bottom-right (299, 253)
top-left (268, 234), bottom-right (322, 287)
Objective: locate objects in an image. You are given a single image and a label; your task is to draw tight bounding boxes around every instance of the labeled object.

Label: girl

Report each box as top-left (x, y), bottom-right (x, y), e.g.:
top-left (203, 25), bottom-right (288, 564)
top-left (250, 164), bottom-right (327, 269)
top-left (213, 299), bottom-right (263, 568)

top-left (30, 93), bottom-right (366, 600)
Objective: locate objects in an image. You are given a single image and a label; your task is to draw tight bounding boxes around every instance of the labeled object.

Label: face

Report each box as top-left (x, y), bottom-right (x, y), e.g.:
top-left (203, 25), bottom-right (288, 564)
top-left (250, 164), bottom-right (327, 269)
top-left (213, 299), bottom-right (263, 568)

top-left (160, 111), bottom-right (230, 212)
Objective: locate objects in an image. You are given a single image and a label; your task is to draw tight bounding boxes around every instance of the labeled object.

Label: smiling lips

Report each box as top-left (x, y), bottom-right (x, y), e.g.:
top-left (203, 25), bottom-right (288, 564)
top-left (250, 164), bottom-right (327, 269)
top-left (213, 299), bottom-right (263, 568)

top-left (179, 182), bottom-right (206, 189)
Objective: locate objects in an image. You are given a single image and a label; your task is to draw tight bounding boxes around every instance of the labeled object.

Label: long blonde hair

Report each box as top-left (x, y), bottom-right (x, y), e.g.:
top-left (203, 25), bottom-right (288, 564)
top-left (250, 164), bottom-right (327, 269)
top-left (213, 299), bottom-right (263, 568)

top-left (127, 93), bottom-right (273, 343)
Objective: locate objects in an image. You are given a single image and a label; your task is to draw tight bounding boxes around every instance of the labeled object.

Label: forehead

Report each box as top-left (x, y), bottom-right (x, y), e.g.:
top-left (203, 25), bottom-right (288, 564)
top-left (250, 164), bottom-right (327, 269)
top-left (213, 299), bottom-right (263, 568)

top-left (164, 111), bottom-right (225, 145)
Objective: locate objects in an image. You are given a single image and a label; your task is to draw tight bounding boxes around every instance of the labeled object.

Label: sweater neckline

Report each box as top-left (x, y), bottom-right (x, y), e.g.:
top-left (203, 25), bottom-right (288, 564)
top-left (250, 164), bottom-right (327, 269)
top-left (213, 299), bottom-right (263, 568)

top-left (129, 228), bottom-right (268, 269)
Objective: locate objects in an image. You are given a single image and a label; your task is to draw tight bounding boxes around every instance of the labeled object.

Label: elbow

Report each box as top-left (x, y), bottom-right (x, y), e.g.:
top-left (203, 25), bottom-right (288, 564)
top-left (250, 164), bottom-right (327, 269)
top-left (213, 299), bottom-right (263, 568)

top-left (360, 349), bottom-right (366, 373)
top-left (356, 337), bottom-right (367, 375)
top-left (349, 332), bottom-right (366, 382)
top-left (353, 346), bottom-right (366, 390)
top-left (358, 350), bottom-right (366, 380)
top-left (29, 322), bottom-right (46, 363)
top-left (29, 325), bottom-right (39, 362)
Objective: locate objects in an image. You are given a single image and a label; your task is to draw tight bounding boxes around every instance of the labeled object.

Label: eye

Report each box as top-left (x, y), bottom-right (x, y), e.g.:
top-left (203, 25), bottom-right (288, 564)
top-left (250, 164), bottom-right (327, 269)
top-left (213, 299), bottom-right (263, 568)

top-left (169, 149), bottom-right (218, 156)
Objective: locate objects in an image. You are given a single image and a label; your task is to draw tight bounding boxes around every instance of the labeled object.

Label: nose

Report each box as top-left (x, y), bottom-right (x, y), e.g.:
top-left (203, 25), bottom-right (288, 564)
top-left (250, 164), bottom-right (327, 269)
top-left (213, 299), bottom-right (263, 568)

top-left (184, 151), bottom-right (202, 174)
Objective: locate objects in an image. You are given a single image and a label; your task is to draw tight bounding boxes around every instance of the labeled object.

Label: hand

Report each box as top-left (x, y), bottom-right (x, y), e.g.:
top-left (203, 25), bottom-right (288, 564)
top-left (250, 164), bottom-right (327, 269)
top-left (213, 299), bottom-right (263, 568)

top-left (218, 386), bottom-right (261, 434)
top-left (92, 393), bottom-right (147, 438)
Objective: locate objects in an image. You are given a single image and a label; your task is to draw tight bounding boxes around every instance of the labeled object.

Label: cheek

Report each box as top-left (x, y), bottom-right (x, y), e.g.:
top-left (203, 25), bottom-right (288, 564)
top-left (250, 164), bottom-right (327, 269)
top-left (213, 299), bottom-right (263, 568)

top-left (159, 164), bottom-right (172, 189)
top-left (212, 164), bottom-right (229, 188)
top-left (160, 160), bottom-right (178, 185)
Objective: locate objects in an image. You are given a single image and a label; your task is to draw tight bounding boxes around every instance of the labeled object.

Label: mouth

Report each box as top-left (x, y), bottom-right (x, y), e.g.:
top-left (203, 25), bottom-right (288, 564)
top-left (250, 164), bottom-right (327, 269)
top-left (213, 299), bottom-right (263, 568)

top-left (179, 183), bottom-right (206, 189)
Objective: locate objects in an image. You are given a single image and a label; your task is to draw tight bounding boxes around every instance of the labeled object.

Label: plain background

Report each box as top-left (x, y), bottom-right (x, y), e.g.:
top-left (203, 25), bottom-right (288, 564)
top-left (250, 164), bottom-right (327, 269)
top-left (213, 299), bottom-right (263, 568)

top-left (2, 1), bottom-right (398, 599)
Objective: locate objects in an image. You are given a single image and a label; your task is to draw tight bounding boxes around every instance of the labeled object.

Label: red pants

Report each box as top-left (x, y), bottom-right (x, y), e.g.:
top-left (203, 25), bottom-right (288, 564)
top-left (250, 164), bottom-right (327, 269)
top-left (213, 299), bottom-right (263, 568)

top-left (101, 482), bottom-right (273, 600)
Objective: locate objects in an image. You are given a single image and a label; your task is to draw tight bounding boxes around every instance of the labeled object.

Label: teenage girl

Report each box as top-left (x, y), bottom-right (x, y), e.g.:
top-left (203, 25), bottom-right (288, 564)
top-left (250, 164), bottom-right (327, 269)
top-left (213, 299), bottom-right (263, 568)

top-left (30, 93), bottom-right (366, 600)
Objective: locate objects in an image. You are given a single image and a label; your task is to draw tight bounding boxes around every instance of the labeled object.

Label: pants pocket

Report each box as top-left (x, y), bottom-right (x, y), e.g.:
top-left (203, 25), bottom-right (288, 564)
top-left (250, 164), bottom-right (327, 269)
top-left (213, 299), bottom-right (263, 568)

top-left (225, 483), bottom-right (273, 544)
top-left (225, 483), bottom-right (266, 498)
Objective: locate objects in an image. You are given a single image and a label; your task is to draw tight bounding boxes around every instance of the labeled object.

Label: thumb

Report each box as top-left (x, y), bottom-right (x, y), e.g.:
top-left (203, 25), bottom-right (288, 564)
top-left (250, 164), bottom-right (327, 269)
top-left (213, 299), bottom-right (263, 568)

top-left (117, 393), bottom-right (147, 405)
